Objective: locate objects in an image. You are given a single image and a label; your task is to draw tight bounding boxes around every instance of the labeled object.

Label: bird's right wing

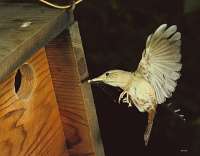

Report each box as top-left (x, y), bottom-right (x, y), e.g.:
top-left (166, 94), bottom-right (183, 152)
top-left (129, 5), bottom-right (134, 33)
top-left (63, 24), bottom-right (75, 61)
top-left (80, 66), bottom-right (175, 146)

top-left (136, 24), bottom-right (182, 104)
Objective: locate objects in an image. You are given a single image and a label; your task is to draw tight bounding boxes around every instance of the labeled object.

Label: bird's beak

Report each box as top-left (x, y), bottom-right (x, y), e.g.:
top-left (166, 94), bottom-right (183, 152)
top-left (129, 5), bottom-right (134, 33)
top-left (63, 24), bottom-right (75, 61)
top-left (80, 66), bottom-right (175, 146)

top-left (88, 77), bottom-right (103, 84)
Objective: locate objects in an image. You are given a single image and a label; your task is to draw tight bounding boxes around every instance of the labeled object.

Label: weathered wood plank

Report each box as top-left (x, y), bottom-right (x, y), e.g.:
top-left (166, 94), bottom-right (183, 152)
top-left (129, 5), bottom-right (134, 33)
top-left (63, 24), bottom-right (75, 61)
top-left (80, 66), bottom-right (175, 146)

top-left (0, 48), bottom-right (67, 156)
top-left (0, 3), bottom-right (70, 82)
top-left (45, 22), bottom-right (105, 156)
top-left (69, 22), bottom-right (105, 156)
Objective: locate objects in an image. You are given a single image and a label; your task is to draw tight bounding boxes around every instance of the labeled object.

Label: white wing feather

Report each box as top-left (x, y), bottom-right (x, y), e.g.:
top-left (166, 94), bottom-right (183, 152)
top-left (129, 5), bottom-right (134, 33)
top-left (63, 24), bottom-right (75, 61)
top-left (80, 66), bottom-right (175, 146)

top-left (136, 24), bottom-right (182, 104)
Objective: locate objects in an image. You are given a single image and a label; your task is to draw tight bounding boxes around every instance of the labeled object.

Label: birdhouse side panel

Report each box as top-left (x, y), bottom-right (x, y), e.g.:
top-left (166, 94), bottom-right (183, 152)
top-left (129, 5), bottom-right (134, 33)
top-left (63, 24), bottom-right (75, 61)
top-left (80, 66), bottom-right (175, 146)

top-left (45, 22), bottom-right (105, 156)
top-left (45, 33), bottom-right (94, 156)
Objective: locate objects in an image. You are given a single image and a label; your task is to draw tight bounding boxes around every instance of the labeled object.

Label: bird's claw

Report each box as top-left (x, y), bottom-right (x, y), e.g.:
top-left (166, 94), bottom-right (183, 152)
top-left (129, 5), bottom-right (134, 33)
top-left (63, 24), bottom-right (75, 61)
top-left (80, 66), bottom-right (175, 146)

top-left (118, 91), bottom-right (132, 107)
top-left (122, 98), bottom-right (132, 107)
top-left (118, 91), bottom-right (127, 104)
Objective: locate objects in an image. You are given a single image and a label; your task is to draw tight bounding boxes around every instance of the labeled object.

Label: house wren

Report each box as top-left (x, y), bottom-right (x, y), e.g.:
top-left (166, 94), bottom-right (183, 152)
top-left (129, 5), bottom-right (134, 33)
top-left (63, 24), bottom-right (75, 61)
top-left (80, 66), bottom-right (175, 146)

top-left (88, 24), bottom-right (182, 146)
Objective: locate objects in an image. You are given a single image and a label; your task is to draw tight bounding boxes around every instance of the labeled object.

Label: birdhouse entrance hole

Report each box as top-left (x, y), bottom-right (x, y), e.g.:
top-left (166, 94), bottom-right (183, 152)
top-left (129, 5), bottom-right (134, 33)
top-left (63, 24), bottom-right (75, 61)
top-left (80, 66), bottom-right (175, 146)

top-left (15, 69), bottom-right (21, 93)
top-left (14, 64), bottom-right (35, 99)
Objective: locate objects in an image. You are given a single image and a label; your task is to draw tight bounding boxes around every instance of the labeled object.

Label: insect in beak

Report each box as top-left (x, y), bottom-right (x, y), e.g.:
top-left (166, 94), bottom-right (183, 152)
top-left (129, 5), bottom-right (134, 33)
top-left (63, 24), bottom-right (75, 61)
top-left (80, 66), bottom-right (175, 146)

top-left (88, 77), bottom-right (103, 84)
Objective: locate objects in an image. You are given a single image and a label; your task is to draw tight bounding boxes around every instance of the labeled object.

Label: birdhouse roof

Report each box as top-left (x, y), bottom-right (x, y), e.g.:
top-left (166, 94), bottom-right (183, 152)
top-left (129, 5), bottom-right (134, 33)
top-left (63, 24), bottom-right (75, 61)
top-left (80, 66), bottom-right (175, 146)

top-left (0, 3), bottom-right (70, 82)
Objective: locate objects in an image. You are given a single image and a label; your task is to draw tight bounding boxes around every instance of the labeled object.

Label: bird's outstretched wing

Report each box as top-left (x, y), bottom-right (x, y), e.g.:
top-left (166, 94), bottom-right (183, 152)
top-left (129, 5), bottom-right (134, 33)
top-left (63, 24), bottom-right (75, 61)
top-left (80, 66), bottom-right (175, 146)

top-left (136, 24), bottom-right (182, 104)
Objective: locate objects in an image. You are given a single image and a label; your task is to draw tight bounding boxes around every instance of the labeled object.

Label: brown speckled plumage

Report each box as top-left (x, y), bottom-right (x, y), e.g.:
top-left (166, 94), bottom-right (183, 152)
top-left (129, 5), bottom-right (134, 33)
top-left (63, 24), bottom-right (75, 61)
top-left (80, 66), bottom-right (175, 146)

top-left (88, 24), bottom-right (182, 146)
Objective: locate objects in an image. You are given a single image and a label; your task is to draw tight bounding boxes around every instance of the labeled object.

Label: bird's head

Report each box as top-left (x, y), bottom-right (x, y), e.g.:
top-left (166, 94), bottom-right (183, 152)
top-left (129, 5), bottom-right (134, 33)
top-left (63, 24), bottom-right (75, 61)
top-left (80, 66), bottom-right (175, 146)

top-left (88, 70), bottom-right (132, 89)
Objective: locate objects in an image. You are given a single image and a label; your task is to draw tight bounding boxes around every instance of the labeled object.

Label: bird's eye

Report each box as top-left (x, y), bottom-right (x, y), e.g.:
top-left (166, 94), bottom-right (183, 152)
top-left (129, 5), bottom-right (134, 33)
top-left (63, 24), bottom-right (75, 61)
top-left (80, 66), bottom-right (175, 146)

top-left (106, 73), bottom-right (110, 76)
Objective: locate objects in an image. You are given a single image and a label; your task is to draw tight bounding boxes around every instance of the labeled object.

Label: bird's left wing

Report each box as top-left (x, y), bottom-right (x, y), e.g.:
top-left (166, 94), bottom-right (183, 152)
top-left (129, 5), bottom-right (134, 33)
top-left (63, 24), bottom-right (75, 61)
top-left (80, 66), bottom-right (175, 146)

top-left (136, 24), bottom-right (182, 104)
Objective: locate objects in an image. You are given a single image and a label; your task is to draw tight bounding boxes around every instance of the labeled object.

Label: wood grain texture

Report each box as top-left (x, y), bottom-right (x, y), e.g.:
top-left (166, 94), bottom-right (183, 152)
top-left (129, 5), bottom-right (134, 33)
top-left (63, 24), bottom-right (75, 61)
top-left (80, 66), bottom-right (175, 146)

top-left (45, 22), bottom-right (105, 156)
top-left (0, 48), bottom-right (67, 156)
top-left (0, 3), bottom-right (70, 82)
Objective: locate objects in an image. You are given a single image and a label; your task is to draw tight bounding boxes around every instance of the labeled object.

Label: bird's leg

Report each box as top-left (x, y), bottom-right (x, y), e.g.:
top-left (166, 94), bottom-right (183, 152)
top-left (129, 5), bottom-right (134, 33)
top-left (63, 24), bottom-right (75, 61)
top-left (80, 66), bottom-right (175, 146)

top-left (144, 108), bottom-right (156, 146)
top-left (122, 93), bottom-right (132, 107)
top-left (118, 91), bottom-right (127, 104)
top-left (118, 91), bottom-right (132, 107)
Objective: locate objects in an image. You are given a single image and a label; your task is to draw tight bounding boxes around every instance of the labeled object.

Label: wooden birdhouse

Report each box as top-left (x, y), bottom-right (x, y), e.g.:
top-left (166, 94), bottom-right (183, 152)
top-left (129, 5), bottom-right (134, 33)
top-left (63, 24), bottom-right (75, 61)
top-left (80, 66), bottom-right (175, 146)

top-left (0, 3), bottom-right (104, 156)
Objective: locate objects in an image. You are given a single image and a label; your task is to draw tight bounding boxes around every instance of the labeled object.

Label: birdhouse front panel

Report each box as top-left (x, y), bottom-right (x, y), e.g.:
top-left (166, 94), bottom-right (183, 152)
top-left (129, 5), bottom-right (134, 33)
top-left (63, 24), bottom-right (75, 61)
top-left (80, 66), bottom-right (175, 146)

top-left (0, 48), bottom-right (66, 155)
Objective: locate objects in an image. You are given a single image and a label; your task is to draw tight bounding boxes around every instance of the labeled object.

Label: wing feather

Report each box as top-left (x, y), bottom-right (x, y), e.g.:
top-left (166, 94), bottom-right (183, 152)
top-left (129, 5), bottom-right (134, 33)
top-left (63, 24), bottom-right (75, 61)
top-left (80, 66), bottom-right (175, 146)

top-left (136, 24), bottom-right (182, 104)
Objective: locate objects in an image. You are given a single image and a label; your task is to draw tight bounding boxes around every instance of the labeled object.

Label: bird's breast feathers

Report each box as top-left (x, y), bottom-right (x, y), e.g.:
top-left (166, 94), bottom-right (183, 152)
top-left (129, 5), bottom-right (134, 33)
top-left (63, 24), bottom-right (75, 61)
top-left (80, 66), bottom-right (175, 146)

top-left (126, 76), bottom-right (157, 112)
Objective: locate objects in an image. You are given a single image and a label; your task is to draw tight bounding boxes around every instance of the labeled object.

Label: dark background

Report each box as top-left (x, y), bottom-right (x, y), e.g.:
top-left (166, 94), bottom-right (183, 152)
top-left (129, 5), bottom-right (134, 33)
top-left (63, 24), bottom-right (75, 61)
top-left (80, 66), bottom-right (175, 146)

top-left (75, 0), bottom-right (200, 156)
top-left (3, 0), bottom-right (200, 155)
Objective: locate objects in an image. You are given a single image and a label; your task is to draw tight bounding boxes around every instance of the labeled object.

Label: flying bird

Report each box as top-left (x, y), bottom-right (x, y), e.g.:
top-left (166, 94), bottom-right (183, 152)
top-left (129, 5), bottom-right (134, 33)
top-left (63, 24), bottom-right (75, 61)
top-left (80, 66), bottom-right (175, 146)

top-left (88, 24), bottom-right (182, 146)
